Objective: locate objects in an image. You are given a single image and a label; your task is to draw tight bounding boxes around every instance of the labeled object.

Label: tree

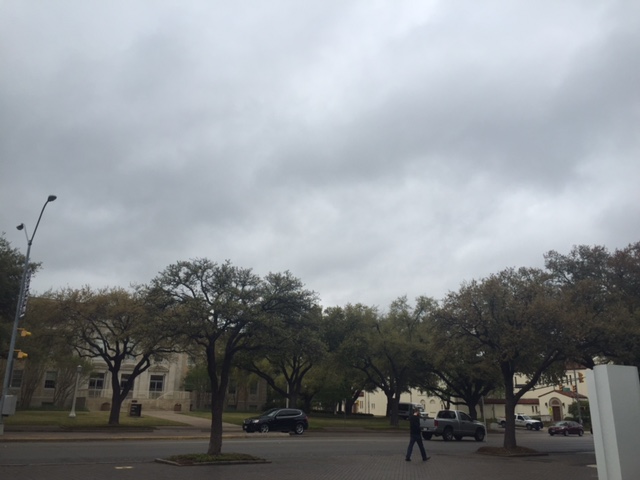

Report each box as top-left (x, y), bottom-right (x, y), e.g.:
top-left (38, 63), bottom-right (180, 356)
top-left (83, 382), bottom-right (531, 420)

top-left (13, 296), bottom-right (91, 408)
top-left (237, 305), bottom-right (326, 409)
top-left (336, 298), bottom-right (434, 426)
top-left (148, 259), bottom-right (316, 455)
top-left (55, 287), bottom-right (178, 424)
top-left (0, 234), bottom-right (40, 360)
top-left (183, 363), bottom-right (211, 410)
top-left (438, 268), bottom-right (570, 449)
top-left (422, 319), bottom-right (501, 420)
top-left (545, 242), bottom-right (640, 368)
top-left (303, 306), bottom-right (376, 415)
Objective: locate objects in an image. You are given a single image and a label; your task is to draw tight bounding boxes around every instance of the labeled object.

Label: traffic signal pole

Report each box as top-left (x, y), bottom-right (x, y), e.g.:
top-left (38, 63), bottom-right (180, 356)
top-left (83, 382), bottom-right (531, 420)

top-left (0, 195), bottom-right (56, 435)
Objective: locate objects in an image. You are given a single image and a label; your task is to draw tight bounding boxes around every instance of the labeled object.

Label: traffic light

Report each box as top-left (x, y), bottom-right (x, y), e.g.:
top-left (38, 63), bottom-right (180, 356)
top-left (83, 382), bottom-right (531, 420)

top-left (578, 372), bottom-right (584, 383)
top-left (572, 385), bottom-right (577, 393)
top-left (15, 350), bottom-right (28, 359)
top-left (18, 328), bottom-right (32, 337)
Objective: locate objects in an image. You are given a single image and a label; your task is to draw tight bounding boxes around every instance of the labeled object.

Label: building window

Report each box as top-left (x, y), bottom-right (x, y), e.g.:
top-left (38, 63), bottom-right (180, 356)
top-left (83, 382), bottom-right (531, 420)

top-left (149, 375), bottom-right (164, 399)
top-left (249, 381), bottom-right (258, 395)
top-left (88, 373), bottom-right (105, 398)
top-left (10, 369), bottom-right (23, 388)
top-left (44, 371), bottom-right (57, 389)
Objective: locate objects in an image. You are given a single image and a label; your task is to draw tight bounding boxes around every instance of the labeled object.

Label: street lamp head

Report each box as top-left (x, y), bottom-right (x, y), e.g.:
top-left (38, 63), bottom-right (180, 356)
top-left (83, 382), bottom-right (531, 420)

top-left (16, 223), bottom-right (24, 231)
top-left (47, 195), bottom-right (57, 202)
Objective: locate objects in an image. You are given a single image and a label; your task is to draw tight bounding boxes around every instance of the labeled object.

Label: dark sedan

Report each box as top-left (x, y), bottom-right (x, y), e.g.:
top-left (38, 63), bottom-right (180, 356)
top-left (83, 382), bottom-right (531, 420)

top-left (243, 408), bottom-right (309, 435)
top-left (548, 421), bottom-right (584, 436)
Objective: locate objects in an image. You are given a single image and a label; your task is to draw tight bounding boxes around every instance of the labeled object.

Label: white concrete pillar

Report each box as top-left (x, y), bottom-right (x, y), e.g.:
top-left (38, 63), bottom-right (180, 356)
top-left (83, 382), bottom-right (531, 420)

top-left (587, 365), bottom-right (640, 480)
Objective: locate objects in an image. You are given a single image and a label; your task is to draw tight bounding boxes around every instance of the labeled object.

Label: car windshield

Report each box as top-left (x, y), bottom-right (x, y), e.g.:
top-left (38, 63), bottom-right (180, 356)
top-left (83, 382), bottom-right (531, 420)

top-left (262, 408), bottom-right (280, 417)
top-left (553, 422), bottom-right (567, 427)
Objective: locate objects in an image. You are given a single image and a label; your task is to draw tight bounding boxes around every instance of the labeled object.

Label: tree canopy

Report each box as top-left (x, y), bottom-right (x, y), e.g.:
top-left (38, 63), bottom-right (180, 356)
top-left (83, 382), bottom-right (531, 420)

top-left (52, 286), bottom-right (179, 425)
top-left (437, 267), bottom-right (571, 448)
top-left (148, 259), bottom-right (317, 455)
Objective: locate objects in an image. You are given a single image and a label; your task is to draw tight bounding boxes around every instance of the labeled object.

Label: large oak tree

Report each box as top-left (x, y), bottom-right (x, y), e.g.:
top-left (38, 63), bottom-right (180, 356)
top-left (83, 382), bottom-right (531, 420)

top-left (54, 287), bottom-right (178, 425)
top-left (148, 259), bottom-right (316, 455)
top-left (437, 267), bottom-right (570, 449)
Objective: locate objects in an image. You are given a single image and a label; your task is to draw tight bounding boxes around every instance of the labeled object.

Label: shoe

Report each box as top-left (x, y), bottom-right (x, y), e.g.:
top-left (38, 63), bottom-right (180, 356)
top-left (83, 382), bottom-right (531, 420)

top-left (405, 458), bottom-right (411, 462)
top-left (423, 457), bottom-right (430, 461)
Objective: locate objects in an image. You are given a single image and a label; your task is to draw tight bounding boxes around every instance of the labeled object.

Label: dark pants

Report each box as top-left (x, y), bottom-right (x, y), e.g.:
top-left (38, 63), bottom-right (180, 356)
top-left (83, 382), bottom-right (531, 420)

top-left (406, 433), bottom-right (427, 460)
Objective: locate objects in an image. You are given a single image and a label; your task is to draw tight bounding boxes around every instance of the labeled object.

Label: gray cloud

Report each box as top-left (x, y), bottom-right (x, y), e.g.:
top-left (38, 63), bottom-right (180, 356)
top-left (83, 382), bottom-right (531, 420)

top-left (2, 0), bottom-right (639, 309)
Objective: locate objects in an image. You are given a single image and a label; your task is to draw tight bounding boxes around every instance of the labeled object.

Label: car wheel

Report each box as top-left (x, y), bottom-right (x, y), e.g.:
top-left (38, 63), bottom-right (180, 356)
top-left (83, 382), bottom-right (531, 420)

top-left (535, 425), bottom-right (541, 431)
top-left (422, 432), bottom-right (432, 440)
top-left (474, 428), bottom-right (486, 442)
top-left (526, 424), bottom-right (532, 430)
top-left (294, 423), bottom-right (305, 435)
top-left (578, 430), bottom-right (584, 437)
top-left (442, 427), bottom-right (454, 442)
top-left (563, 430), bottom-right (568, 436)
top-left (500, 421), bottom-right (506, 428)
top-left (549, 431), bottom-right (555, 436)
top-left (259, 424), bottom-right (270, 433)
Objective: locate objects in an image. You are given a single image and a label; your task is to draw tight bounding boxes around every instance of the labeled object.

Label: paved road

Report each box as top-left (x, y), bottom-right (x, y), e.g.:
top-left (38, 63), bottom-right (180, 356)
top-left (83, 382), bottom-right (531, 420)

top-left (0, 434), bottom-right (598, 479)
top-left (0, 411), bottom-right (599, 479)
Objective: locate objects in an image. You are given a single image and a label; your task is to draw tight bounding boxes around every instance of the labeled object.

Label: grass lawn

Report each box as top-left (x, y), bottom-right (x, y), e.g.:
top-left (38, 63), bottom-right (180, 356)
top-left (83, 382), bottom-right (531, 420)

top-left (3, 410), bottom-right (187, 428)
top-left (5, 409), bottom-right (407, 431)
top-left (187, 410), bottom-right (407, 431)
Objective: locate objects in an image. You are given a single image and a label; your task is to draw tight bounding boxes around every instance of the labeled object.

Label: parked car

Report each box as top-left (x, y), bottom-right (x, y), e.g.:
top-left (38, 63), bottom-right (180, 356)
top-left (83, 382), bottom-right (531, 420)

top-left (499, 414), bottom-right (544, 430)
top-left (548, 421), bottom-right (584, 437)
top-left (420, 409), bottom-right (486, 441)
top-left (242, 408), bottom-right (309, 435)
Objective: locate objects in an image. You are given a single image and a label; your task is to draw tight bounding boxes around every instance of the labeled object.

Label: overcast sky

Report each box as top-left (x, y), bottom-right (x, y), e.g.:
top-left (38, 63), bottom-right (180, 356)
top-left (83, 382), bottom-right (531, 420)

top-left (1, 0), bottom-right (639, 310)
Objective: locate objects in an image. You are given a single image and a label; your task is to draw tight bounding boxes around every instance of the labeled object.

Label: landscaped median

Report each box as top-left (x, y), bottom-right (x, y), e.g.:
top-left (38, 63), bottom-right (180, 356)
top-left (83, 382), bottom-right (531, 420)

top-left (156, 453), bottom-right (270, 466)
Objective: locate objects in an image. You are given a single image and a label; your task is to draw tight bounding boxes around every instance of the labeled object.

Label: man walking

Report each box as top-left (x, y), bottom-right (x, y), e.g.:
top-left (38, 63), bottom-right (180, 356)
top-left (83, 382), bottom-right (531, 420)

top-left (405, 407), bottom-right (429, 462)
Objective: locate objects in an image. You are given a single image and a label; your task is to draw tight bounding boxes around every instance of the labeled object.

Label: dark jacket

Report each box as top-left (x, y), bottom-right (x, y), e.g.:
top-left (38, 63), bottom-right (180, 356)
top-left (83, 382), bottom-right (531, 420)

top-left (409, 413), bottom-right (421, 435)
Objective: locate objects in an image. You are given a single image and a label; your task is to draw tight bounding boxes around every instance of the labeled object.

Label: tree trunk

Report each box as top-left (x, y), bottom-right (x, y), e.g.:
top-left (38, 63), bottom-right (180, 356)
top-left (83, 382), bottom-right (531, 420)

top-left (207, 390), bottom-right (226, 455)
top-left (502, 369), bottom-right (517, 449)
top-left (108, 371), bottom-right (122, 425)
top-left (20, 365), bottom-right (45, 408)
top-left (387, 391), bottom-right (398, 426)
top-left (344, 389), bottom-right (360, 415)
top-left (467, 402), bottom-right (478, 421)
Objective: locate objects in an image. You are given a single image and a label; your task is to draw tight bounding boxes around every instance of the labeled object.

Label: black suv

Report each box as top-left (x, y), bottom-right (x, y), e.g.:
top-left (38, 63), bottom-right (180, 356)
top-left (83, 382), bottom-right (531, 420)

top-left (243, 408), bottom-right (309, 435)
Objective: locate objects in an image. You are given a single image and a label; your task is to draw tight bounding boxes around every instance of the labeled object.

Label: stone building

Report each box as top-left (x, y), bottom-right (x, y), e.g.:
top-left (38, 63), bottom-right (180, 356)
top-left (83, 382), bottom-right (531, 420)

top-left (3, 353), bottom-right (268, 413)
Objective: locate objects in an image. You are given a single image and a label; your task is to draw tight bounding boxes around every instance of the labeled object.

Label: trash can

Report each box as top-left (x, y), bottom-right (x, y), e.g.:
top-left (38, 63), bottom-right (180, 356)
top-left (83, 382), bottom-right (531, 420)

top-left (129, 403), bottom-right (142, 417)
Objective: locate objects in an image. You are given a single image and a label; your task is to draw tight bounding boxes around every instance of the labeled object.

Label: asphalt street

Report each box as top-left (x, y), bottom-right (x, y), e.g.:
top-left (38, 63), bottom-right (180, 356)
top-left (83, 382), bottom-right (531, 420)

top-left (0, 411), bottom-right (599, 480)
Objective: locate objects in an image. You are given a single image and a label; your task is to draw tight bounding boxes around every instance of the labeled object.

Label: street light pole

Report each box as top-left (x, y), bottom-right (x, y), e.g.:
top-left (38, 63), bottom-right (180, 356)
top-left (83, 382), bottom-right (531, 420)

top-left (69, 365), bottom-right (82, 418)
top-left (0, 195), bottom-right (57, 435)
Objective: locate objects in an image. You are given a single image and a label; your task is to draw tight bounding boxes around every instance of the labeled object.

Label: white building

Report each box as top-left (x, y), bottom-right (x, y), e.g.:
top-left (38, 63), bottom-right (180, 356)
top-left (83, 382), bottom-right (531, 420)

top-left (355, 367), bottom-right (590, 422)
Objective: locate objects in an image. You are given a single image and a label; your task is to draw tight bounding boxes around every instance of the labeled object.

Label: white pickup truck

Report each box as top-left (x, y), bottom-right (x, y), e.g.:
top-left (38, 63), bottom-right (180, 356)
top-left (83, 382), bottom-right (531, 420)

top-left (499, 414), bottom-right (544, 431)
top-left (420, 410), bottom-right (486, 441)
